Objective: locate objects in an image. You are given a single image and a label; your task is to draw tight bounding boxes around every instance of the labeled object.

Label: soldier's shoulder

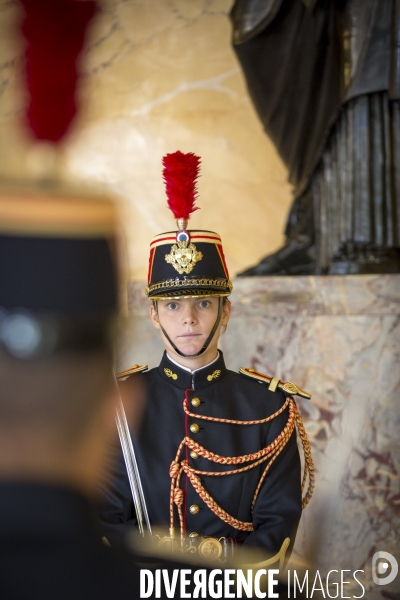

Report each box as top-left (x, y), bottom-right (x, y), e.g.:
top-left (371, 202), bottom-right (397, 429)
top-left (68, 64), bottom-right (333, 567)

top-left (116, 364), bottom-right (148, 381)
top-left (238, 367), bottom-right (311, 400)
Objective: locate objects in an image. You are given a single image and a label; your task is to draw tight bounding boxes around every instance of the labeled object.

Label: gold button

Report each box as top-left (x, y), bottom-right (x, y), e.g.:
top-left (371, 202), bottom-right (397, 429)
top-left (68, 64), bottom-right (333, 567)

top-left (189, 532), bottom-right (199, 538)
top-left (190, 423), bottom-right (200, 433)
top-left (191, 397), bottom-right (201, 407)
top-left (190, 451), bottom-right (199, 460)
top-left (189, 504), bottom-right (200, 515)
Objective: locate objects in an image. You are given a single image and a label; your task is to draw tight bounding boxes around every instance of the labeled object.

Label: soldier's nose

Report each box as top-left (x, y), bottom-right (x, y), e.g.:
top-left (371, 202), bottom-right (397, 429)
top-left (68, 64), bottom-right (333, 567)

top-left (182, 308), bottom-right (196, 324)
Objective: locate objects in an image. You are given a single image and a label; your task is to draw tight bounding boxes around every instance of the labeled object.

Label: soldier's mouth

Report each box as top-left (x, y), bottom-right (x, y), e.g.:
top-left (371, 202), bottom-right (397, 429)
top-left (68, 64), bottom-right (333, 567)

top-left (178, 333), bottom-right (202, 338)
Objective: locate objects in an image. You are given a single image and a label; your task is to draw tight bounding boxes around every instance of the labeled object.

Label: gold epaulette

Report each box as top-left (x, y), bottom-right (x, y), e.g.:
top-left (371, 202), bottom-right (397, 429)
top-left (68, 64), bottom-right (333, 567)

top-left (116, 364), bottom-right (148, 381)
top-left (239, 367), bottom-right (311, 400)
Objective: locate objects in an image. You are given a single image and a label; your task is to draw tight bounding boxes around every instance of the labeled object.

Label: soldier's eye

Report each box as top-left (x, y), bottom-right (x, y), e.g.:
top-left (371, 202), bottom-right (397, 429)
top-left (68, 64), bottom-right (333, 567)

top-left (167, 302), bottom-right (179, 310)
top-left (199, 300), bottom-right (211, 308)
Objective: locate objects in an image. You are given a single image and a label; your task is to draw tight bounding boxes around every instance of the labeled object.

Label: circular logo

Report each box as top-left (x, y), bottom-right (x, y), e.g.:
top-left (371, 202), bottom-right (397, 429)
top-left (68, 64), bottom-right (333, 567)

top-left (372, 551), bottom-right (398, 586)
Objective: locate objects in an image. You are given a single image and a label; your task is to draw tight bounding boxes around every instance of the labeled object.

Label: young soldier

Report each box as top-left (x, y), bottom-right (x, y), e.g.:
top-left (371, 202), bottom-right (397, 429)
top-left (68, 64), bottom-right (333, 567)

top-left (100, 152), bottom-right (314, 564)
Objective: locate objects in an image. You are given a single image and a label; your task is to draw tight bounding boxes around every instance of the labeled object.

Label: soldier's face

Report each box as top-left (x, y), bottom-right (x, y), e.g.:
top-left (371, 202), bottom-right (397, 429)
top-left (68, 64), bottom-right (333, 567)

top-left (150, 297), bottom-right (231, 365)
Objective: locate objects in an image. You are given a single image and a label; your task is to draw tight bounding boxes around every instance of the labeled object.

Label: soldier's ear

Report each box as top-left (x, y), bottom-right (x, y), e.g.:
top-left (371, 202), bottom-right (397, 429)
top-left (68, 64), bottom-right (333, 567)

top-left (149, 304), bottom-right (161, 330)
top-left (221, 298), bottom-right (232, 325)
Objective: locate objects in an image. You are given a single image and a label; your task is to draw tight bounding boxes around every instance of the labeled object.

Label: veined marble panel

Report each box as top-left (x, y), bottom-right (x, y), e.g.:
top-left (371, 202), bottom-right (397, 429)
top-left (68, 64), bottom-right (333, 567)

top-left (119, 275), bottom-right (400, 598)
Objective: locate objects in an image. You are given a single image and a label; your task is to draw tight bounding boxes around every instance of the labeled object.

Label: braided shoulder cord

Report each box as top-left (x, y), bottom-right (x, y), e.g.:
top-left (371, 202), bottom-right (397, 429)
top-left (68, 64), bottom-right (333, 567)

top-left (294, 402), bottom-right (315, 505)
top-left (168, 395), bottom-right (315, 549)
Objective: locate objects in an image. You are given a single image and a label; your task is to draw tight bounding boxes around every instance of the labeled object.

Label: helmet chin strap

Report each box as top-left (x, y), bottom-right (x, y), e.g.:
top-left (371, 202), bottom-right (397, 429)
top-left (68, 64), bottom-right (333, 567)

top-left (155, 296), bottom-right (224, 358)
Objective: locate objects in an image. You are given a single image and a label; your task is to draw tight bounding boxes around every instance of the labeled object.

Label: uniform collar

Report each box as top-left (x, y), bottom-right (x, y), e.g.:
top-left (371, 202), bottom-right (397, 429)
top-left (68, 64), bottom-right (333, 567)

top-left (158, 350), bottom-right (227, 389)
top-left (166, 351), bottom-right (220, 373)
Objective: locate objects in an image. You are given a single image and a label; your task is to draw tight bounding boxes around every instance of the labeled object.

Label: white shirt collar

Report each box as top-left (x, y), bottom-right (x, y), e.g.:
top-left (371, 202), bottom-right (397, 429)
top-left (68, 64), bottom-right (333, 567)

top-left (166, 351), bottom-right (220, 374)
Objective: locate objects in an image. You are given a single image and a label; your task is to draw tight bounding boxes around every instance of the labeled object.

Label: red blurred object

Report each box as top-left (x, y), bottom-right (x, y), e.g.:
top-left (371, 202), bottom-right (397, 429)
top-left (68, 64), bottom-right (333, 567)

top-left (162, 151), bottom-right (201, 221)
top-left (21, 0), bottom-right (96, 142)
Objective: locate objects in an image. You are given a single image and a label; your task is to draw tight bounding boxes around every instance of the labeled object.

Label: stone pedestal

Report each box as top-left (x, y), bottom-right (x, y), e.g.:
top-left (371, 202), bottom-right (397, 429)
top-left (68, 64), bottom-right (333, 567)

top-left (119, 275), bottom-right (400, 598)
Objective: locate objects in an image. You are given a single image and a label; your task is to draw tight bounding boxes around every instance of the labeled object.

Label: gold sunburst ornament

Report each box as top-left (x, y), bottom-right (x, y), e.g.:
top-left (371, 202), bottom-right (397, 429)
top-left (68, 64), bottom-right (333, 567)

top-left (207, 369), bottom-right (221, 381)
top-left (164, 368), bottom-right (178, 380)
top-left (165, 240), bottom-right (203, 274)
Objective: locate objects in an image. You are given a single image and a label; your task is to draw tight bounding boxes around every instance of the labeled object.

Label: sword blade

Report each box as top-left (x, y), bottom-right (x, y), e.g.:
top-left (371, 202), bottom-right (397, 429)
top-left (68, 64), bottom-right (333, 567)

top-left (113, 371), bottom-right (152, 536)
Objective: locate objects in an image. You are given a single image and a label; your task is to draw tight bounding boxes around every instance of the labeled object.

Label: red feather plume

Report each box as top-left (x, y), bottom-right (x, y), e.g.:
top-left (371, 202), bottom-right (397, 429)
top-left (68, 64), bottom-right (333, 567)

top-left (162, 151), bottom-right (201, 221)
top-left (21, 0), bottom-right (96, 142)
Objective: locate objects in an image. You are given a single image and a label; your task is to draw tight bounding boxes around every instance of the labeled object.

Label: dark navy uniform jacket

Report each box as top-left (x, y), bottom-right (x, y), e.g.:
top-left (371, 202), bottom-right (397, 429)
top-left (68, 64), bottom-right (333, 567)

top-left (100, 351), bottom-right (302, 556)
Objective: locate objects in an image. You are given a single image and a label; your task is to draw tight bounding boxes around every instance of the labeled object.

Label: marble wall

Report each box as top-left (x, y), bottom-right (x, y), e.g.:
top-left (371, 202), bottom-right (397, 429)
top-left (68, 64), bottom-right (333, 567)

top-left (119, 274), bottom-right (400, 599)
top-left (0, 0), bottom-right (292, 279)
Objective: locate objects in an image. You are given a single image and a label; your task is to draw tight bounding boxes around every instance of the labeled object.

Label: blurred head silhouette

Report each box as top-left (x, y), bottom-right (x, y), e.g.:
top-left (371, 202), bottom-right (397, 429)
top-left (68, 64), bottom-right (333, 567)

top-left (0, 188), bottom-right (121, 496)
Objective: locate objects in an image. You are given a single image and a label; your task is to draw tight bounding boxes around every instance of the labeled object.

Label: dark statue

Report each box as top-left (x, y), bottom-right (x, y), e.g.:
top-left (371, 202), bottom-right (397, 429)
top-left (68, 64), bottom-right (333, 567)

top-left (231, 0), bottom-right (400, 275)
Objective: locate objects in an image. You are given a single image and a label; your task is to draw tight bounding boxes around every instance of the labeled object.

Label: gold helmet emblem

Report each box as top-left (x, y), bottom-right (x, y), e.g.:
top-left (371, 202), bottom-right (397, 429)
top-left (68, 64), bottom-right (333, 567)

top-left (165, 240), bottom-right (203, 275)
